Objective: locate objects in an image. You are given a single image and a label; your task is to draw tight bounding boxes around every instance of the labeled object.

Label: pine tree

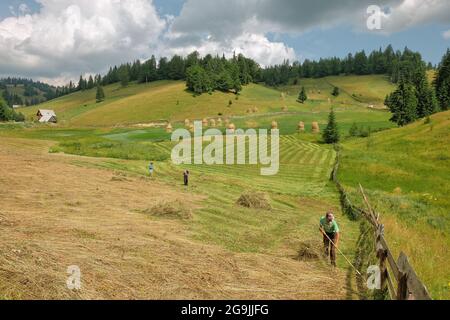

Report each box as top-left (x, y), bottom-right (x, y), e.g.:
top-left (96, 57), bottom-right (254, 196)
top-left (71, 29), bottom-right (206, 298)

top-left (323, 108), bottom-right (340, 144)
top-left (87, 75), bottom-right (94, 89)
top-left (332, 86), bottom-right (340, 97)
top-left (297, 86), bottom-right (307, 103)
top-left (435, 49), bottom-right (450, 111)
top-left (385, 79), bottom-right (418, 126)
top-left (119, 66), bottom-right (129, 87)
top-left (78, 75), bottom-right (86, 91)
top-left (96, 85), bottom-right (105, 103)
top-left (416, 76), bottom-right (438, 118)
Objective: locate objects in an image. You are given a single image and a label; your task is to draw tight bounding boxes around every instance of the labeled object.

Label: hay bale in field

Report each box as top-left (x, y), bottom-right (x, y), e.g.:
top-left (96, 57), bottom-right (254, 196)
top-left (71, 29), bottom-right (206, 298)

top-left (246, 108), bottom-right (251, 113)
top-left (228, 123), bottom-right (236, 133)
top-left (236, 191), bottom-right (272, 210)
top-left (184, 119), bottom-right (190, 127)
top-left (202, 118), bottom-right (208, 127)
top-left (312, 122), bottom-right (320, 133)
top-left (210, 119), bottom-right (216, 127)
top-left (189, 124), bottom-right (195, 132)
top-left (393, 187), bottom-right (402, 195)
top-left (225, 118), bottom-right (230, 126)
top-left (253, 106), bottom-right (259, 113)
top-left (166, 123), bottom-right (173, 133)
top-left (298, 121), bottom-right (305, 132)
top-left (296, 240), bottom-right (322, 261)
top-left (217, 118), bottom-right (223, 126)
top-left (271, 121), bottom-right (278, 130)
top-left (143, 201), bottom-right (192, 220)
top-left (282, 106), bottom-right (288, 112)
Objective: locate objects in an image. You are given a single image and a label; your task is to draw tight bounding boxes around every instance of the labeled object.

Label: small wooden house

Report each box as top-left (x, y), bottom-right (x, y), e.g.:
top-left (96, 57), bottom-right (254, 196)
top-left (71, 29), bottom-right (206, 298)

top-left (37, 109), bottom-right (57, 123)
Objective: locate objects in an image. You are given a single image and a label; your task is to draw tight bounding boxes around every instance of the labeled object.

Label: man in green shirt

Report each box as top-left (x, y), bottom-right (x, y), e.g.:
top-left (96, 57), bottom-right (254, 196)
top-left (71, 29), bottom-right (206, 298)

top-left (319, 212), bottom-right (340, 267)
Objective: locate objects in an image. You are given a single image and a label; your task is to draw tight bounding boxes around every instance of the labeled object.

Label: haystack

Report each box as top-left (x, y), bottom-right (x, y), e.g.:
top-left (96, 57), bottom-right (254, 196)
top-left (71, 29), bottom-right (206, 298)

top-left (166, 123), bottom-right (173, 133)
top-left (282, 106), bottom-right (288, 112)
top-left (189, 124), bottom-right (195, 133)
top-left (271, 121), bottom-right (278, 130)
top-left (217, 118), bottom-right (223, 126)
top-left (236, 191), bottom-right (271, 210)
top-left (210, 119), bottom-right (216, 127)
top-left (228, 123), bottom-right (236, 134)
top-left (312, 122), bottom-right (320, 133)
top-left (253, 106), bottom-right (259, 113)
top-left (202, 118), bottom-right (208, 127)
top-left (225, 118), bottom-right (230, 126)
top-left (298, 121), bottom-right (305, 132)
top-left (297, 240), bottom-right (322, 261)
top-left (184, 119), bottom-right (190, 127)
top-left (145, 201), bottom-right (192, 220)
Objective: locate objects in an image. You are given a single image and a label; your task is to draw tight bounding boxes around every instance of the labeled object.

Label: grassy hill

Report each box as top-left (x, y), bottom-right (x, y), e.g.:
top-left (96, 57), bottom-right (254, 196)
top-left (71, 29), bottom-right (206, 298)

top-left (19, 75), bottom-right (395, 128)
top-left (339, 110), bottom-right (450, 299)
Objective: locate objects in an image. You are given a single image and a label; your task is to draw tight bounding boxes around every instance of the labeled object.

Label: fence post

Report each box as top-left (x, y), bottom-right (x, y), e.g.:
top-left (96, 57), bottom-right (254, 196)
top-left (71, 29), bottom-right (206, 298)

top-left (376, 224), bottom-right (389, 299)
top-left (397, 271), bottom-right (408, 300)
top-left (397, 252), bottom-right (432, 300)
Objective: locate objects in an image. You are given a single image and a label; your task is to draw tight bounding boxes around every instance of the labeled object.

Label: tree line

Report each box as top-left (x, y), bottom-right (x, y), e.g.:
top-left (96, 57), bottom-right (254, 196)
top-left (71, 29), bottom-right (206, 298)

top-left (261, 45), bottom-right (434, 86)
top-left (0, 78), bottom-right (64, 107)
top-left (385, 49), bottom-right (450, 126)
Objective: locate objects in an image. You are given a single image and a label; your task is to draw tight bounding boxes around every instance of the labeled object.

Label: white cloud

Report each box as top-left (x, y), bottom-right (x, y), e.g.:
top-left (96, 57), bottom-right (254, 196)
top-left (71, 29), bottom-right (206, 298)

top-left (0, 0), bottom-right (166, 82)
top-left (381, 0), bottom-right (450, 33)
top-left (1, 0), bottom-right (449, 83)
top-left (160, 32), bottom-right (296, 67)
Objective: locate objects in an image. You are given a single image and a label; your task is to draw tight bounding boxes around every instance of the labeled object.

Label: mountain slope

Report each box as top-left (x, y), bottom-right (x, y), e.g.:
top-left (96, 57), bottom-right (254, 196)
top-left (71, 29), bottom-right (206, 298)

top-left (19, 75), bottom-right (395, 127)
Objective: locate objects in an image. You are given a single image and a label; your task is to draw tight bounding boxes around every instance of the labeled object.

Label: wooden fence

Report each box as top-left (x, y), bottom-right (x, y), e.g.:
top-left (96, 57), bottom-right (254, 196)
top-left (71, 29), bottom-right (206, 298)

top-left (331, 152), bottom-right (432, 300)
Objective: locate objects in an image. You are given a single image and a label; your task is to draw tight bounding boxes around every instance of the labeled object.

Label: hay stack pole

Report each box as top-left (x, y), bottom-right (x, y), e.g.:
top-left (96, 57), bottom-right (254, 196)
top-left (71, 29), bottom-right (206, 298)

top-left (298, 121), bottom-right (305, 132)
top-left (312, 122), bottom-right (320, 133)
top-left (271, 121), bottom-right (278, 130)
top-left (166, 123), bottom-right (173, 133)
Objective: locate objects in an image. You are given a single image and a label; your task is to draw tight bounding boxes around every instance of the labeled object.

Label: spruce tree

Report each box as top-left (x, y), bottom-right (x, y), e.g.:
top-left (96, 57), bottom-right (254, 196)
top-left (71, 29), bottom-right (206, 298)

top-left (323, 108), bottom-right (340, 144)
top-left (96, 85), bottom-right (105, 103)
top-left (297, 86), bottom-right (307, 103)
top-left (119, 67), bottom-right (129, 87)
top-left (385, 79), bottom-right (418, 126)
top-left (435, 49), bottom-right (450, 111)
top-left (416, 76), bottom-right (438, 118)
top-left (332, 86), bottom-right (340, 97)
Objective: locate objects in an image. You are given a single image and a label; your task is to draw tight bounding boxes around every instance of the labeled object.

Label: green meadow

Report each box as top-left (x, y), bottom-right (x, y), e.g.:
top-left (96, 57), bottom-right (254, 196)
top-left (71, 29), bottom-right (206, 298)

top-left (339, 110), bottom-right (450, 299)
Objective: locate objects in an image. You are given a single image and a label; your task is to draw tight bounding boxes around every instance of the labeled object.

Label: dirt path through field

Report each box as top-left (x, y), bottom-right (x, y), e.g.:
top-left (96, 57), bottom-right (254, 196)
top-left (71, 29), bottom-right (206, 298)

top-left (0, 137), bottom-right (351, 299)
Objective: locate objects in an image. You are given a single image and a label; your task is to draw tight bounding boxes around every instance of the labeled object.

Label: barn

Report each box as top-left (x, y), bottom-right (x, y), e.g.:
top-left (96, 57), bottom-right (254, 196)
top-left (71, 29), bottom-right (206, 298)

top-left (37, 109), bottom-right (57, 123)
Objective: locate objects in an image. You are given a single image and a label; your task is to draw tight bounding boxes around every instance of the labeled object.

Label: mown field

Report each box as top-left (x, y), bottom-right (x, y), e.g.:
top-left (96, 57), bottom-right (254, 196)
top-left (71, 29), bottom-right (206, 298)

top-left (339, 110), bottom-right (450, 299)
top-left (2, 74), bottom-right (447, 299)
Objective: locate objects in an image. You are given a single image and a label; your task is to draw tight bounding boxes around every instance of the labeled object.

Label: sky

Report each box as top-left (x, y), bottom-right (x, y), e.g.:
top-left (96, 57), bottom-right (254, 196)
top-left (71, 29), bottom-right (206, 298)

top-left (0, 0), bottom-right (449, 85)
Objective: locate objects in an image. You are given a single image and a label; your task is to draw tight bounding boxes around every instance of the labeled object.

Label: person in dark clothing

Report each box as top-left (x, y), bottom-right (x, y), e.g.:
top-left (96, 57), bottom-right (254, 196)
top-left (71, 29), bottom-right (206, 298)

top-left (183, 170), bottom-right (190, 186)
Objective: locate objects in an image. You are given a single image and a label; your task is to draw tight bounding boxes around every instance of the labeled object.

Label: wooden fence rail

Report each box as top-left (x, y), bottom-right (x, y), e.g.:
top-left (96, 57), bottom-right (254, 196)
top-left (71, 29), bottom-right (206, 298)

top-left (331, 152), bottom-right (432, 300)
